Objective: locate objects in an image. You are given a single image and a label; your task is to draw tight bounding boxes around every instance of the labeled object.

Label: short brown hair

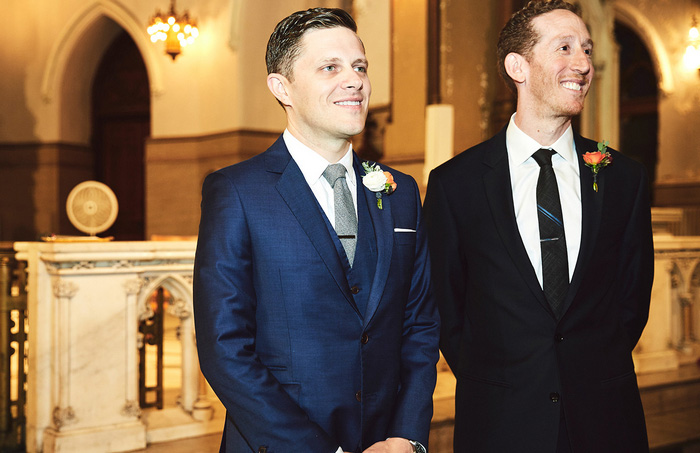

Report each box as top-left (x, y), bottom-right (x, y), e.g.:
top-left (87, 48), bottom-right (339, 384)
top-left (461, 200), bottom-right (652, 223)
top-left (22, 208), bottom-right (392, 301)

top-left (266, 8), bottom-right (358, 81)
top-left (497, 0), bottom-right (582, 93)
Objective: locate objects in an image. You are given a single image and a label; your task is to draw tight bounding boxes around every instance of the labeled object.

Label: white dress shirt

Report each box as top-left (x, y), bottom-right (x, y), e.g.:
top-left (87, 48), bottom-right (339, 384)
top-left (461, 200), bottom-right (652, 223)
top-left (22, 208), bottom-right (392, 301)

top-left (284, 129), bottom-right (358, 226)
top-left (506, 115), bottom-right (582, 286)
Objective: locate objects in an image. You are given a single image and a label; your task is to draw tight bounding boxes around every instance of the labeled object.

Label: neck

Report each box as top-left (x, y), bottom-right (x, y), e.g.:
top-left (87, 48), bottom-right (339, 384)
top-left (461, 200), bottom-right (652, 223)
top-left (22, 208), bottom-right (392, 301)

top-left (513, 111), bottom-right (572, 147)
top-left (286, 125), bottom-right (352, 163)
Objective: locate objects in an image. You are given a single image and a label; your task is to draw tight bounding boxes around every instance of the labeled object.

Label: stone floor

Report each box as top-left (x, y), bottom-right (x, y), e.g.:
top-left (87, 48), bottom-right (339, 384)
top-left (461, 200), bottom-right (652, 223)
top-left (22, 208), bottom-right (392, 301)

top-left (137, 364), bottom-right (700, 453)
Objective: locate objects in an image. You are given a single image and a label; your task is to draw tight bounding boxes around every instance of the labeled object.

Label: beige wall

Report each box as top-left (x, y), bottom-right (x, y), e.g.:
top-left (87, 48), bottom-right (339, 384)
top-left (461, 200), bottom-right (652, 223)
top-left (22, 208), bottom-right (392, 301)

top-left (439, 0), bottom-right (501, 152)
top-left (1, 0), bottom-right (699, 240)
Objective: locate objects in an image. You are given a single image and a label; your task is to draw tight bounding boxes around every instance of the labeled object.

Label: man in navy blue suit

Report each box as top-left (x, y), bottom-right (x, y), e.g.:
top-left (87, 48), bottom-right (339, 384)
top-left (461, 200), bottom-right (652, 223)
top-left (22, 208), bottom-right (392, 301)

top-left (425, 1), bottom-right (653, 452)
top-left (194, 8), bottom-right (439, 453)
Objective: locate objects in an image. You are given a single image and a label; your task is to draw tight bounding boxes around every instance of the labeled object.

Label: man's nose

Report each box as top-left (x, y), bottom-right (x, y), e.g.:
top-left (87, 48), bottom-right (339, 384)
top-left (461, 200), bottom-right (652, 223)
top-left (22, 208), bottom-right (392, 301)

top-left (571, 48), bottom-right (592, 74)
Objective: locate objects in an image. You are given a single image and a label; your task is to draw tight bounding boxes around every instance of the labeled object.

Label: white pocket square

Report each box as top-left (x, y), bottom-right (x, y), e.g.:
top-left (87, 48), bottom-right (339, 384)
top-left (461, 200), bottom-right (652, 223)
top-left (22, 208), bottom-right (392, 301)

top-left (394, 228), bottom-right (416, 233)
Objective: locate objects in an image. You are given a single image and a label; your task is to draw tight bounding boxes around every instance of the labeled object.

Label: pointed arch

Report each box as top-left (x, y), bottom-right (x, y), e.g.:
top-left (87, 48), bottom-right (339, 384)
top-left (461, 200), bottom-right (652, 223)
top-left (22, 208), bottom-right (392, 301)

top-left (139, 274), bottom-right (194, 319)
top-left (612, 1), bottom-right (675, 95)
top-left (41, 0), bottom-right (164, 104)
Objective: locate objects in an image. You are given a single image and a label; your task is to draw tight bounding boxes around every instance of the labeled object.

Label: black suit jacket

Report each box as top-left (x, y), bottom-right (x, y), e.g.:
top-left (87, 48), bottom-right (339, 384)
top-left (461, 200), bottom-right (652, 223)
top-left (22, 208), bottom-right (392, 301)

top-left (424, 126), bottom-right (654, 452)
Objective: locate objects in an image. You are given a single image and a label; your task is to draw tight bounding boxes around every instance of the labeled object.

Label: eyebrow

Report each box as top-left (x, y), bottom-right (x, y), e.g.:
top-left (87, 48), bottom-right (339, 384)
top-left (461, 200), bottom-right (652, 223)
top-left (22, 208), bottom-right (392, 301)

top-left (551, 35), bottom-right (594, 48)
top-left (317, 57), bottom-right (369, 67)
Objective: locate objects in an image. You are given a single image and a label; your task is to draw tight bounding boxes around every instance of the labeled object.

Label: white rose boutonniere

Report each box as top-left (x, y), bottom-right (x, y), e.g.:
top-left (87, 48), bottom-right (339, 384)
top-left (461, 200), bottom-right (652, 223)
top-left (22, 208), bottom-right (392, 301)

top-left (362, 161), bottom-right (396, 209)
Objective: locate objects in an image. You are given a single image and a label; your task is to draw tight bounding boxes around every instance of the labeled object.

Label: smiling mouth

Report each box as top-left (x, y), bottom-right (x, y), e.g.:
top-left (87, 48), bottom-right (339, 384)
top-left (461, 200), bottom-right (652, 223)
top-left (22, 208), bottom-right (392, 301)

top-left (561, 81), bottom-right (583, 91)
top-left (335, 101), bottom-right (361, 106)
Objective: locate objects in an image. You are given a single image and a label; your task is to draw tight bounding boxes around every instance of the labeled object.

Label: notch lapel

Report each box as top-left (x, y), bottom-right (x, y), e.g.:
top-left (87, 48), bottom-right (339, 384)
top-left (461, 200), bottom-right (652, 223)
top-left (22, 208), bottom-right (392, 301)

top-left (482, 132), bottom-right (552, 315)
top-left (355, 157), bottom-right (393, 326)
top-left (268, 140), bottom-right (359, 315)
top-left (560, 135), bottom-right (605, 316)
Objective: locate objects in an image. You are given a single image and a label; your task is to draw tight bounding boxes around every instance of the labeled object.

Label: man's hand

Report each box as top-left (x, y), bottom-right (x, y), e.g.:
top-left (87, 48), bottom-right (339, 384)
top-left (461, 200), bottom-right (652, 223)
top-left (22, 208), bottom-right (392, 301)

top-left (362, 437), bottom-right (413, 453)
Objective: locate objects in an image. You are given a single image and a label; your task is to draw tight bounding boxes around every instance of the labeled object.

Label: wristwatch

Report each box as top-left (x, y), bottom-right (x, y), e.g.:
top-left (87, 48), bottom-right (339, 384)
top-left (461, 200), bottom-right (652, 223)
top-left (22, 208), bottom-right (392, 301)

top-left (408, 440), bottom-right (427, 453)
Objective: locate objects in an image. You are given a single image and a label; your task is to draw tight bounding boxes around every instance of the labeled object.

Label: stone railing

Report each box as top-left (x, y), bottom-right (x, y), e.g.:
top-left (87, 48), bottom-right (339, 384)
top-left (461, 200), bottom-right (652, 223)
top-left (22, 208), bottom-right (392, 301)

top-left (14, 240), bottom-right (218, 453)
top-left (12, 216), bottom-right (700, 451)
top-left (634, 233), bottom-right (700, 373)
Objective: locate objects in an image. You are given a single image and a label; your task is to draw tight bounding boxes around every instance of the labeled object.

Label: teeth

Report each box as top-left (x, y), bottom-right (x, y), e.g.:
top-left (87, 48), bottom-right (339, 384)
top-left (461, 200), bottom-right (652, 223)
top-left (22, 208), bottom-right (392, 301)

top-left (335, 101), bottom-right (361, 105)
top-left (562, 82), bottom-right (582, 91)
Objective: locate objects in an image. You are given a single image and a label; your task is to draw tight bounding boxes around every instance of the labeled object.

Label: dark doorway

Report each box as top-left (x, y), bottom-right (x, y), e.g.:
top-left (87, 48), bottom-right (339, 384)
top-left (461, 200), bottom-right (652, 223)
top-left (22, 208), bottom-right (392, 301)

top-left (614, 21), bottom-right (659, 199)
top-left (91, 30), bottom-right (150, 240)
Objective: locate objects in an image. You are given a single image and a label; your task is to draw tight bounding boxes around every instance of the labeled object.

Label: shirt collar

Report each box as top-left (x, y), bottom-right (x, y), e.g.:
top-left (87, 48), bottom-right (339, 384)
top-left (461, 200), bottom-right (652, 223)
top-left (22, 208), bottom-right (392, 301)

top-left (283, 129), bottom-right (356, 187)
top-left (506, 114), bottom-right (578, 169)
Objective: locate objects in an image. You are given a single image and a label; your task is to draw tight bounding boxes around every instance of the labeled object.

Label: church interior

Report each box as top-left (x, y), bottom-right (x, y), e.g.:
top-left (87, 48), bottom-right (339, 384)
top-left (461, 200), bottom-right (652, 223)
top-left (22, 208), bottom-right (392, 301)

top-left (1, 0), bottom-right (700, 452)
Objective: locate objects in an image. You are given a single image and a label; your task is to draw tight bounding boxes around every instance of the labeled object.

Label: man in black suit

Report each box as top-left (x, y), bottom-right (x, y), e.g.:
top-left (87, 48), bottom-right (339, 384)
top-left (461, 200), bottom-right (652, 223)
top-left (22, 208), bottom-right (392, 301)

top-left (423, 1), bottom-right (654, 451)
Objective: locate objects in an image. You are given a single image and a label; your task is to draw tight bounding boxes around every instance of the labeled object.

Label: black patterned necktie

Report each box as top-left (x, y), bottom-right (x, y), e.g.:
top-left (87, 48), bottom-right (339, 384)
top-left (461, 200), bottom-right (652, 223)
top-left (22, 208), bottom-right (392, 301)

top-left (323, 164), bottom-right (357, 266)
top-left (532, 149), bottom-right (569, 317)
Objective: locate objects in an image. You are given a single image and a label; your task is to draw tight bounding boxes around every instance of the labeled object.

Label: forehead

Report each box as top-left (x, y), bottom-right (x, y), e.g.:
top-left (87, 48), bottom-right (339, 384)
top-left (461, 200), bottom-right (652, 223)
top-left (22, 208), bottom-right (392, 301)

top-left (532, 9), bottom-right (592, 45)
top-left (297, 26), bottom-right (366, 61)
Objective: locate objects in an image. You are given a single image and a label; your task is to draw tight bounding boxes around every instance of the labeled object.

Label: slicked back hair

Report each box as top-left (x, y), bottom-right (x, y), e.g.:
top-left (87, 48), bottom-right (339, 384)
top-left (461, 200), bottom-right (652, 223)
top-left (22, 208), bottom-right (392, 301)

top-left (497, 0), bottom-right (582, 93)
top-left (266, 7), bottom-right (358, 81)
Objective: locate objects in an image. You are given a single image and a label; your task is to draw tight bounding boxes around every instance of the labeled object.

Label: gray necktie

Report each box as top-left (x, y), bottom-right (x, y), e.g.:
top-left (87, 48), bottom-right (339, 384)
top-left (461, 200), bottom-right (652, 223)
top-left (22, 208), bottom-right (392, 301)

top-left (532, 148), bottom-right (569, 317)
top-left (323, 164), bottom-right (357, 266)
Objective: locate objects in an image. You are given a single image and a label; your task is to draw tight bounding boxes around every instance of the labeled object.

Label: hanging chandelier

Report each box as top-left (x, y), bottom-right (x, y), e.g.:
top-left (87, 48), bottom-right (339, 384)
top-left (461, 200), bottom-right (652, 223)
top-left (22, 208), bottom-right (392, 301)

top-left (147, 0), bottom-right (199, 60)
top-left (684, 15), bottom-right (700, 74)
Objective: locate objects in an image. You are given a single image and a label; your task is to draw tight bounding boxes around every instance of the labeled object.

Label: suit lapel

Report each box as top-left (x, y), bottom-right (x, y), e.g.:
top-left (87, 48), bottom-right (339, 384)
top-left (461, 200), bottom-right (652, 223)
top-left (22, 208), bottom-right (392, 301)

top-left (482, 129), bottom-right (552, 315)
top-left (268, 137), bottom-right (359, 315)
top-left (561, 134), bottom-right (605, 316)
top-left (355, 156), bottom-right (392, 326)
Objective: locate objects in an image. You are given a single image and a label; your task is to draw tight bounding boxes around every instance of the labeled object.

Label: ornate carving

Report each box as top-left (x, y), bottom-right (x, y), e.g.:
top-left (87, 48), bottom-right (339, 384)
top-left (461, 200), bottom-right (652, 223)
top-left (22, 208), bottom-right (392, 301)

top-left (168, 297), bottom-right (191, 319)
top-left (670, 265), bottom-right (682, 289)
top-left (53, 406), bottom-right (77, 428)
top-left (678, 258), bottom-right (697, 272)
top-left (121, 400), bottom-right (142, 419)
top-left (124, 278), bottom-right (144, 296)
top-left (138, 300), bottom-right (154, 322)
top-left (113, 260), bottom-right (134, 269)
top-left (52, 279), bottom-right (78, 299)
top-left (72, 261), bottom-right (95, 270)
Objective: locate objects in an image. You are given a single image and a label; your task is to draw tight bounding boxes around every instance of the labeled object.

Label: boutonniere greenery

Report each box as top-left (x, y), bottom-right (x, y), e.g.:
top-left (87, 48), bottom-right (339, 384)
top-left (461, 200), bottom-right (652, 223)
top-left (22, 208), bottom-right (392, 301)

top-left (362, 161), bottom-right (397, 210)
top-left (582, 140), bottom-right (613, 192)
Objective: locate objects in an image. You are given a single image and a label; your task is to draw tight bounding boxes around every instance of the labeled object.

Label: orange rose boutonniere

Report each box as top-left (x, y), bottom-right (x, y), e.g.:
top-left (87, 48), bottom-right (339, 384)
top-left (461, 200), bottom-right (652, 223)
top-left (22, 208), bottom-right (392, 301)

top-left (582, 140), bottom-right (613, 192)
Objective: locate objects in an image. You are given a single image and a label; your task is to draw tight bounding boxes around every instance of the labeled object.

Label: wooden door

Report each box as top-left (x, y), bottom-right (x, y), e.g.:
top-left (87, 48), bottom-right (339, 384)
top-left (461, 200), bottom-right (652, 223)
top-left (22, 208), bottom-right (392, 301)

top-left (91, 30), bottom-right (150, 240)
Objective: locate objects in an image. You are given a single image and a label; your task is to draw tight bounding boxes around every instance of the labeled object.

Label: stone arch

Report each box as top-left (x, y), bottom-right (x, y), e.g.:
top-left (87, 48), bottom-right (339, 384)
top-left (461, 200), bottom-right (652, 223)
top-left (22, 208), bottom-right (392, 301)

top-left (612, 1), bottom-right (675, 95)
top-left (138, 273), bottom-right (194, 322)
top-left (41, 0), bottom-right (164, 106)
top-left (137, 273), bottom-right (200, 412)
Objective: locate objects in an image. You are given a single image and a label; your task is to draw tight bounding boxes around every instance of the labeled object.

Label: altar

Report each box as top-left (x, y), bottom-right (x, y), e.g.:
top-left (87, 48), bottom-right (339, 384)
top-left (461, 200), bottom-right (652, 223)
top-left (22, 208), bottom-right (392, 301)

top-left (14, 240), bottom-right (221, 453)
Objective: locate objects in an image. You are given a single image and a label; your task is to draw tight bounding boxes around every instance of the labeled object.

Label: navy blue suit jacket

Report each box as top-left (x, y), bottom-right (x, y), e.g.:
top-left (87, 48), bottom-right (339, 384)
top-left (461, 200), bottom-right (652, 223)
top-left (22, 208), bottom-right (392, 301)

top-left (424, 127), bottom-right (654, 452)
top-left (194, 136), bottom-right (440, 453)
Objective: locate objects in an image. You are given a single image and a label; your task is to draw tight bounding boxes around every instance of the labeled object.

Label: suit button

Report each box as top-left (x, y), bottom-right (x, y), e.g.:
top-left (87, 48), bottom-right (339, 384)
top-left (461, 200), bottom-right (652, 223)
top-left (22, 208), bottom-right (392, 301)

top-left (550, 392), bottom-right (560, 403)
top-left (355, 391), bottom-right (362, 402)
top-left (350, 286), bottom-right (360, 294)
top-left (361, 333), bottom-right (369, 344)
top-left (555, 334), bottom-right (564, 342)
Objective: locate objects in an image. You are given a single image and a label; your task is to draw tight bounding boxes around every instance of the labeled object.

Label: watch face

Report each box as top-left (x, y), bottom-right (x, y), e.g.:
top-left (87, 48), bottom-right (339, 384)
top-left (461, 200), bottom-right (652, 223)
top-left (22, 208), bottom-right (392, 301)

top-left (409, 440), bottom-right (427, 453)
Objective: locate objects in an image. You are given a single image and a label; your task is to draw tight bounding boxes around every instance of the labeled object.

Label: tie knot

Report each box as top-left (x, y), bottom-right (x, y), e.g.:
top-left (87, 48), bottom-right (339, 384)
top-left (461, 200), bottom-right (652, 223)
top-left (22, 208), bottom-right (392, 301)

top-left (532, 148), bottom-right (556, 168)
top-left (323, 163), bottom-right (347, 187)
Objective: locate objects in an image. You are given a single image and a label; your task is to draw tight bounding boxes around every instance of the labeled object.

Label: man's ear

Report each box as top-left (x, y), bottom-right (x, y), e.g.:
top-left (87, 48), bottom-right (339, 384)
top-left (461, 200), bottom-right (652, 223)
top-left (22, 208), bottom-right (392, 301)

top-left (504, 52), bottom-right (527, 85)
top-left (267, 73), bottom-right (291, 106)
